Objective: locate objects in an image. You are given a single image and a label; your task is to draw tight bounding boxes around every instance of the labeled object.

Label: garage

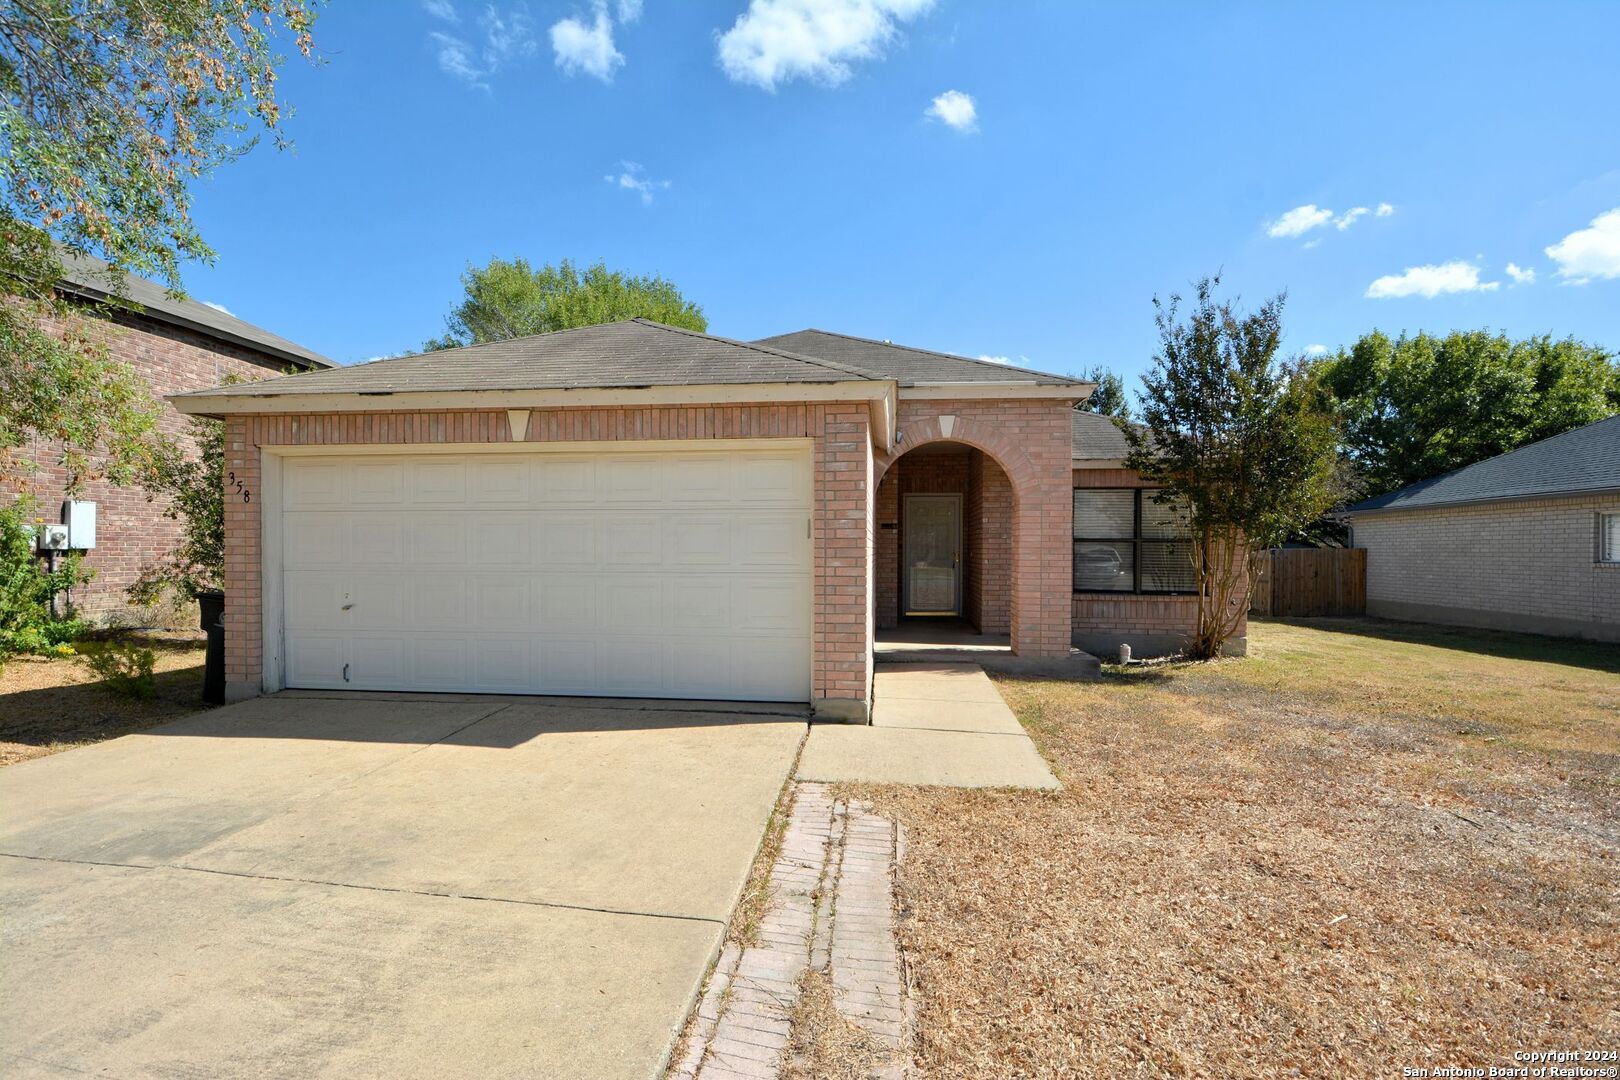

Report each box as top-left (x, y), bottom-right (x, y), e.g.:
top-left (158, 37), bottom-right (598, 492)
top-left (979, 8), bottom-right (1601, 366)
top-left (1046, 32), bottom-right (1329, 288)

top-left (271, 442), bottom-right (814, 702)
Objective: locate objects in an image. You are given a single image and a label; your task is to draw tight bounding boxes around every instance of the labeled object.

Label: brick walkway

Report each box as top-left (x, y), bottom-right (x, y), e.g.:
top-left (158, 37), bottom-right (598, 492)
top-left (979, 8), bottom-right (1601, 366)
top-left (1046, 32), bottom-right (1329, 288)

top-left (670, 783), bottom-right (909, 1079)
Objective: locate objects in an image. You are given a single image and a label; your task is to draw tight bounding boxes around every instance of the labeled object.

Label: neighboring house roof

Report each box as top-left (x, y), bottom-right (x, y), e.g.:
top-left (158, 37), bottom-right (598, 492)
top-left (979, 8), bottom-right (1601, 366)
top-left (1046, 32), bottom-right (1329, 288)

top-left (752, 328), bottom-right (1086, 388)
top-left (172, 318), bottom-right (880, 403)
top-left (1071, 410), bottom-right (1136, 462)
top-left (58, 252), bottom-right (332, 370)
top-left (1341, 413), bottom-right (1620, 516)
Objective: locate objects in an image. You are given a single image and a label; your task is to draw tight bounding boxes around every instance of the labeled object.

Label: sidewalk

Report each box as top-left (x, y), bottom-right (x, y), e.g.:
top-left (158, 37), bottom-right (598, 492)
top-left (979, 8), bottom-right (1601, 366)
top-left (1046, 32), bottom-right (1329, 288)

top-left (796, 664), bottom-right (1059, 790)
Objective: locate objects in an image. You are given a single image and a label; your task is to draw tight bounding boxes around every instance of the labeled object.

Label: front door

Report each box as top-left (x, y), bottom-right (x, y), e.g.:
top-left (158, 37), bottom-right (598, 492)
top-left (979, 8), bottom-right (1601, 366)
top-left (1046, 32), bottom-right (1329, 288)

top-left (903, 494), bottom-right (962, 615)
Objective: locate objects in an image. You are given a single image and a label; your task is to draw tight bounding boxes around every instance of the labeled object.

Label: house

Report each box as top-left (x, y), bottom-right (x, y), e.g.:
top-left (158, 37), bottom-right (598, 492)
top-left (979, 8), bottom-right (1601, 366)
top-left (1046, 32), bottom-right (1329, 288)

top-left (1340, 414), bottom-right (1620, 643)
top-left (3, 255), bottom-right (331, 621)
top-left (170, 320), bottom-right (1212, 718)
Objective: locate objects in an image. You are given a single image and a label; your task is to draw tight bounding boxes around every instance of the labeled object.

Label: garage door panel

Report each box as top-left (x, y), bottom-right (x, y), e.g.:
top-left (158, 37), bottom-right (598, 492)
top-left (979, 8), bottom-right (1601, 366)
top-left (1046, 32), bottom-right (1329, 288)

top-left (665, 454), bottom-right (733, 502)
top-left (350, 514), bottom-right (405, 563)
top-left (468, 459), bottom-right (528, 503)
top-left (537, 578), bottom-right (597, 627)
top-left (732, 579), bottom-right (809, 631)
top-left (284, 461), bottom-right (345, 508)
top-left (411, 638), bottom-right (469, 688)
top-left (603, 516), bottom-right (662, 565)
top-left (603, 456), bottom-right (663, 503)
top-left (668, 515), bottom-right (732, 566)
top-left (349, 461), bottom-right (404, 505)
top-left (280, 446), bottom-right (813, 702)
top-left (410, 461), bottom-right (468, 504)
top-left (411, 578), bottom-right (469, 628)
top-left (284, 517), bottom-right (346, 566)
top-left (535, 639), bottom-right (594, 693)
top-left (601, 579), bottom-right (663, 631)
top-left (733, 516), bottom-right (807, 566)
top-left (286, 631), bottom-right (347, 686)
top-left (350, 636), bottom-right (408, 687)
top-left (535, 516), bottom-right (596, 565)
top-left (472, 637), bottom-right (530, 691)
top-left (533, 457), bottom-right (596, 503)
top-left (733, 639), bottom-right (812, 699)
top-left (596, 638), bottom-right (668, 694)
top-left (739, 455), bottom-right (809, 504)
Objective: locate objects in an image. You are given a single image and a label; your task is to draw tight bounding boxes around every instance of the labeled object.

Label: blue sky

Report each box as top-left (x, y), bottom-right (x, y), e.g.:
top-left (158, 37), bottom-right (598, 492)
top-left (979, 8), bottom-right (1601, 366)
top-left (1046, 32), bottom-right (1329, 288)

top-left (182, 0), bottom-right (1620, 387)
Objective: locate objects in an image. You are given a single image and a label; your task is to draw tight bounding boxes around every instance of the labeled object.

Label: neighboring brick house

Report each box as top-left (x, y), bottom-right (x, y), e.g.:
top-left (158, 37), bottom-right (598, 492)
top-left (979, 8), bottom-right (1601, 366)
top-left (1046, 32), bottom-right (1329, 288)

top-left (171, 320), bottom-right (1087, 718)
top-left (2, 255), bottom-right (330, 622)
top-left (1340, 414), bottom-right (1620, 644)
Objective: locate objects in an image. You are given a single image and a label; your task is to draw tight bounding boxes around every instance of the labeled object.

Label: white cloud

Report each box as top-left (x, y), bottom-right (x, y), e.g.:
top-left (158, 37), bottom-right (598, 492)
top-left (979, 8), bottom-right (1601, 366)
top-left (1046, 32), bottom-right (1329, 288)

top-left (551, 2), bottom-right (624, 81)
top-left (604, 161), bottom-right (670, 205)
top-left (716, 0), bottom-right (935, 91)
top-left (1376, 202), bottom-right (1395, 217)
top-left (978, 354), bottom-right (1009, 365)
top-left (1365, 261), bottom-right (1500, 299)
top-left (1304, 343), bottom-right (1329, 357)
top-left (1334, 206), bottom-right (1368, 230)
top-left (615, 0), bottom-right (643, 22)
top-left (1545, 208), bottom-right (1620, 284)
top-left (422, 0), bottom-right (458, 21)
top-left (1266, 204), bottom-right (1334, 239)
top-left (430, 5), bottom-right (538, 89)
top-left (1505, 262), bottom-right (1536, 285)
top-left (925, 89), bottom-right (977, 132)
top-left (201, 300), bottom-right (233, 315)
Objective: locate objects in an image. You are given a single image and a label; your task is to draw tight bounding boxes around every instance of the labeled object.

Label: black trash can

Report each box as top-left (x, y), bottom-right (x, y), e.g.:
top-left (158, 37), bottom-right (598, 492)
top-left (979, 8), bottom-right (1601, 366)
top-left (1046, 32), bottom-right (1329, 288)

top-left (197, 590), bottom-right (225, 704)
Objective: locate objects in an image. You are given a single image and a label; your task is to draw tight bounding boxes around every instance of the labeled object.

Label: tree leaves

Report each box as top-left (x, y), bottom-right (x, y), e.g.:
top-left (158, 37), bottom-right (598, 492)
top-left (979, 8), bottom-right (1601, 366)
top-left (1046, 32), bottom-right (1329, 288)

top-left (424, 257), bottom-right (708, 350)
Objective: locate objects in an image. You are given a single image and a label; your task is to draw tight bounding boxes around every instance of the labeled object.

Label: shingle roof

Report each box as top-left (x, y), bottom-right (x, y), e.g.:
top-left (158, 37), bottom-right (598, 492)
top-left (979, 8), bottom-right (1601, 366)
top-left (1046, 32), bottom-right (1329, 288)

top-left (1342, 414), bottom-right (1620, 515)
top-left (1071, 410), bottom-right (1136, 460)
top-left (59, 252), bottom-right (331, 369)
top-left (752, 329), bottom-right (1085, 387)
top-left (172, 318), bottom-right (879, 401)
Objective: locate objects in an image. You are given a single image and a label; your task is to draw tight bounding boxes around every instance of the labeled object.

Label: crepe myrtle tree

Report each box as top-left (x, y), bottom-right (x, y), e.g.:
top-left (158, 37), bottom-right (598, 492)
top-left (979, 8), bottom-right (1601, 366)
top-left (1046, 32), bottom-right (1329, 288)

top-left (0, 0), bottom-right (318, 492)
top-left (1124, 276), bottom-right (1339, 659)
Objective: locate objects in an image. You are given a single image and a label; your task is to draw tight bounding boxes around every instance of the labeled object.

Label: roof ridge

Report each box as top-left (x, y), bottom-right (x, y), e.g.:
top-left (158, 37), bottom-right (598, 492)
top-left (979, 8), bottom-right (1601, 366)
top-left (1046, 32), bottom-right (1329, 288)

top-left (635, 318), bottom-right (881, 380)
top-left (791, 327), bottom-right (1086, 384)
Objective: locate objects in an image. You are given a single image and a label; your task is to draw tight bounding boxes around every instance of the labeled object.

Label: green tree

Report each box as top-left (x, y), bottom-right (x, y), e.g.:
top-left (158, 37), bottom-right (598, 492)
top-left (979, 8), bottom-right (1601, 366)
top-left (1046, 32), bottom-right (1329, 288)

top-left (1314, 330), bottom-right (1619, 496)
top-left (130, 414), bottom-right (226, 609)
top-left (1, 0), bottom-right (318, 491)
top-left (1075, 364), bottom-right (1130, 419)
top-left (426, 257), bottom-right (707, 350)
top-left (1125, 277), bottom-right (1339, 659)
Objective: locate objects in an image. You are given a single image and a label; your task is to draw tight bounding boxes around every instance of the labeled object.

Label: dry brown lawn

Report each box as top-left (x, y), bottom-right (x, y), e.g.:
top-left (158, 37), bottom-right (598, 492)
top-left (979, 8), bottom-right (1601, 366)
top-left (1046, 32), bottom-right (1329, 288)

top-left (0, 631), bottom-right (214, 766)
top-left (853, 618), bottom-right (1620, 1079)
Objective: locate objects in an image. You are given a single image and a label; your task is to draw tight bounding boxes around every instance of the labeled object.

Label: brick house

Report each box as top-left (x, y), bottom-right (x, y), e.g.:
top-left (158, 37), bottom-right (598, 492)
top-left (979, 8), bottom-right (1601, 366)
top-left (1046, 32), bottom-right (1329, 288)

top-left (171, 320), bottom-right (1217, 718)
top-left (1340, 414), bottom-right (1620, 643)
top-left (2, 255), bottom-right (330, 622)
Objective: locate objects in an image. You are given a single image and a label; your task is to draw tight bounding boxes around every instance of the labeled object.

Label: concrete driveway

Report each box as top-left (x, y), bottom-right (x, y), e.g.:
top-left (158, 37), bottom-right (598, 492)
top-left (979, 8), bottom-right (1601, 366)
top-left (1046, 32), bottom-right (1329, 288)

top-left (0, 693), bottom-right (805, 1079)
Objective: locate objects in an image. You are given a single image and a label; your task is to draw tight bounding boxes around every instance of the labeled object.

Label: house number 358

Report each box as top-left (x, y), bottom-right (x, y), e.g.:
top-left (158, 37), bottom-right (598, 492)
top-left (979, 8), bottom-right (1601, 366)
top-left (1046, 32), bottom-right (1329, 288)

top-left (228, 471), bottom-right (252, 504)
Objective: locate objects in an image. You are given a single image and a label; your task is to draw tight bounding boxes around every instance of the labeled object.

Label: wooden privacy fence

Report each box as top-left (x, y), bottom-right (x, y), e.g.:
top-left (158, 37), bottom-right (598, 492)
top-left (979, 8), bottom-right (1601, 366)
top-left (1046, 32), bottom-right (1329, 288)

top-left (1250, 548), bottom-right (1366, 617)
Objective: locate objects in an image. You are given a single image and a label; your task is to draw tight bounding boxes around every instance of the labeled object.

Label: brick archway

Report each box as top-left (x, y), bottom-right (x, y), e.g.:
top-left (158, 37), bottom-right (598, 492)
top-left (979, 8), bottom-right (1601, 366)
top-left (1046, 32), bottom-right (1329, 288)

top-left (877, 410), bottom-right (1072, 657)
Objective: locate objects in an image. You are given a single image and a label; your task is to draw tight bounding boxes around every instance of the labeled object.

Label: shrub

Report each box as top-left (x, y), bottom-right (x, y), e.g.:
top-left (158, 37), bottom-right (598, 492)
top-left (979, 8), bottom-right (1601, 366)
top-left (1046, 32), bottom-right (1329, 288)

top-left (77, 640), bottom-right (157, 700)
top-left (0, 500), bottom-right (91, 658)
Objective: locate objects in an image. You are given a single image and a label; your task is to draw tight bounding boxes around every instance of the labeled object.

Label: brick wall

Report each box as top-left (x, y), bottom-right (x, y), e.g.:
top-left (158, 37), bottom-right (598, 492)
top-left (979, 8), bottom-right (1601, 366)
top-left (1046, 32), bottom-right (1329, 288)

top-left (3, 303), bottom-right (308, 623)
top-left (877, 399), bottom-right (1073, 656)
top-left (967, 451), bottom-right (1013, 634)
top-left (1351, 493), bottom-right (1620, 642)
top-left (222, 403), bottom-right (877, 713)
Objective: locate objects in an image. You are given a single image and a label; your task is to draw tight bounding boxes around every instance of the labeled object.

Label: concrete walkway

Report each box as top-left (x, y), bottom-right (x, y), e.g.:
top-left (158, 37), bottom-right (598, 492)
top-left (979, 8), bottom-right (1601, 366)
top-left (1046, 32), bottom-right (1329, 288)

top-left (797, 664), bottom-right (1059, 790)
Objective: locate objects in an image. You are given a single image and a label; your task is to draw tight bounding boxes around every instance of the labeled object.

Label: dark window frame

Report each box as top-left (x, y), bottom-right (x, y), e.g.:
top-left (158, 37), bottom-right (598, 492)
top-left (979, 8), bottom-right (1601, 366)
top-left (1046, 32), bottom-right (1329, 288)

top-left (1072, 487), bottom-right (1198, 596)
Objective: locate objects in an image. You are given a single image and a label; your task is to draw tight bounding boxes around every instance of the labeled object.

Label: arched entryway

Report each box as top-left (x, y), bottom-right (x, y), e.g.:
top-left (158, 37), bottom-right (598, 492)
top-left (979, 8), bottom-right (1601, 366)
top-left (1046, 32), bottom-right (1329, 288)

top-left (874, 439), bottom-right (1015, 639)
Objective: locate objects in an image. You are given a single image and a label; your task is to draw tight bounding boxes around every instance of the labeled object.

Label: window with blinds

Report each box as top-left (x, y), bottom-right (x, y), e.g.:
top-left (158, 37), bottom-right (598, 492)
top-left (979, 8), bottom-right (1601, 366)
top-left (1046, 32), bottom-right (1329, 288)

top-left (1601, 512), bottom-right (1620, 564)
top-left (1072, 488), bottom-right (1197, 594)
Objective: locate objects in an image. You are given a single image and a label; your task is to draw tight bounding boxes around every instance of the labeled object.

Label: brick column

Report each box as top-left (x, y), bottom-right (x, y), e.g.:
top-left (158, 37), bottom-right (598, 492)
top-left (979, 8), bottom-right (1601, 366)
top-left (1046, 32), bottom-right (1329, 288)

top-left (221, 415), bottom-right (264, 701)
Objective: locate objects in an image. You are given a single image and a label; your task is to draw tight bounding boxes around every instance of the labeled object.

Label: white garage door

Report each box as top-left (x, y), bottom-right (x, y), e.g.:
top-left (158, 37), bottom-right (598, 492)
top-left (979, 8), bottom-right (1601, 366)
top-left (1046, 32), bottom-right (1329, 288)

top-left (277, 444), bottom-right (813, 701)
